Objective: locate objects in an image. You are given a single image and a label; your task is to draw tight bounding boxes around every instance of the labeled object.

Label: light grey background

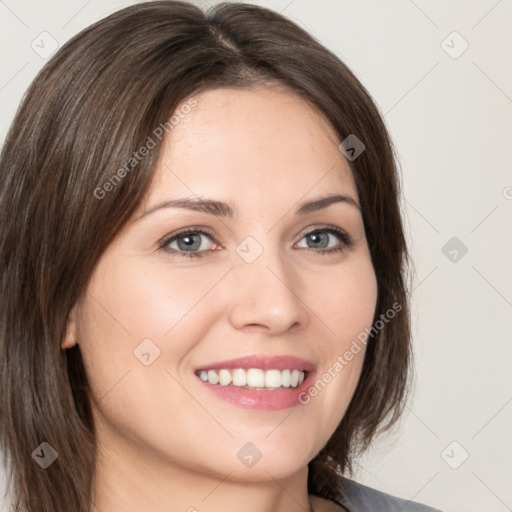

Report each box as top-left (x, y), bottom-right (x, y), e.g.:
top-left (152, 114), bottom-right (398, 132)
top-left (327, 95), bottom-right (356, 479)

top-left (1, 1), bottom-right (511, 511)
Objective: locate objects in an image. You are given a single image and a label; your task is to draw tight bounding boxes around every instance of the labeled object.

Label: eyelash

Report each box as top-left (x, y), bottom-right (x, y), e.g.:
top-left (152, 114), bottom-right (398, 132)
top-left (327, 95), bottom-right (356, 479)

top-left (158, 225), bottom-right (354, 259)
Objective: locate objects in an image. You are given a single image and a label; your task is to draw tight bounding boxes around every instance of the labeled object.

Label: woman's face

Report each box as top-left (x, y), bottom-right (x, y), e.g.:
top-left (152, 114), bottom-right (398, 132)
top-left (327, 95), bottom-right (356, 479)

top-left (65, 86), bottom-right (378, 483)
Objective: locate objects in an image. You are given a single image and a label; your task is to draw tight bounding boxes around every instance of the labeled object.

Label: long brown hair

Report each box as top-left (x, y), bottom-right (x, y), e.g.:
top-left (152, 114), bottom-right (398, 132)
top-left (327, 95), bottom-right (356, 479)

top-left (0, 2), bottom-right (411, 510)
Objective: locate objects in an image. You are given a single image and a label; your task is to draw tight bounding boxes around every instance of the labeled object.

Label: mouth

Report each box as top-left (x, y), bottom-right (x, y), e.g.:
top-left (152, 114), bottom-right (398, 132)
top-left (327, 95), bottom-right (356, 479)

top-left (194, 355), bottom-right (316, 410)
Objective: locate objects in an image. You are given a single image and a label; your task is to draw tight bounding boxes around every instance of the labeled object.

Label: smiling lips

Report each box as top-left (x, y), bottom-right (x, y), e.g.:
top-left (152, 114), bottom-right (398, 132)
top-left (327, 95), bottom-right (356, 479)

top-left (194, 355), bottom-right (316, 410)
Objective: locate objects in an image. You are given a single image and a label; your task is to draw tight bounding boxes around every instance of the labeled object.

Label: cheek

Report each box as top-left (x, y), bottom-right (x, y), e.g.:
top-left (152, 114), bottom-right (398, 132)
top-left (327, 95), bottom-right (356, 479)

top-left (79, 256), bottom-right (231, 343)
top-left (314, 254), bottom-right (378, 352)
top-left (75, 260), bottom-right (238, 475)
top-left (75, 257), bottom-right (231, 398)
top-left (297, 254), bottom-right (377, 435)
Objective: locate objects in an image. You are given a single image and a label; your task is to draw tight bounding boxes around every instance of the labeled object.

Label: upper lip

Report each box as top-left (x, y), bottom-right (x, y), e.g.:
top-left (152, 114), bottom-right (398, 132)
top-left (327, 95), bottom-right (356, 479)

top-left (196, 355), bottom-right (316, 372)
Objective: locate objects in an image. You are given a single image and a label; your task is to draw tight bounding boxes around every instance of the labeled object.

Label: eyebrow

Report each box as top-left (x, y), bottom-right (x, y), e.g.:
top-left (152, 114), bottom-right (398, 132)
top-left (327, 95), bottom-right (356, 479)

top-left (138, 193), bottom-right (360, 220)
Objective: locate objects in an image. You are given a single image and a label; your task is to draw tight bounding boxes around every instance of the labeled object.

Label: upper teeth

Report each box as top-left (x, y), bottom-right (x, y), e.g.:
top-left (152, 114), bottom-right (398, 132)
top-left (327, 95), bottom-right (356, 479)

top-left (197, 368), bottom-right (305, 389)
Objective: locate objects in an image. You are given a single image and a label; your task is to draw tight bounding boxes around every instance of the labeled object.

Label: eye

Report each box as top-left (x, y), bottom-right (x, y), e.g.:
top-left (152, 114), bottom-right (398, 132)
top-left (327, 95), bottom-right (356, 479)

top-left (159, 227), bottom-right (217, 258)
top-left (159, 225), bottom-right (353, 259)
top-left (296, 227), bottom-right (353, 255)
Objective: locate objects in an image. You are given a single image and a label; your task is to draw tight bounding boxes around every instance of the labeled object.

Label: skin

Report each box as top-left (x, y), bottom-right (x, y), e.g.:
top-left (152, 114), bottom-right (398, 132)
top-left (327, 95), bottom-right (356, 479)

top-left (62, 86), bottom-right (378, 512)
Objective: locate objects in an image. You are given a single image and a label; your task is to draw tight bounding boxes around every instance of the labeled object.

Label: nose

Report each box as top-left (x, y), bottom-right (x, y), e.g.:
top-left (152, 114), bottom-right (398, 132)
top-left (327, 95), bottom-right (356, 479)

top-left (226, 241), bottom-right (309, 334)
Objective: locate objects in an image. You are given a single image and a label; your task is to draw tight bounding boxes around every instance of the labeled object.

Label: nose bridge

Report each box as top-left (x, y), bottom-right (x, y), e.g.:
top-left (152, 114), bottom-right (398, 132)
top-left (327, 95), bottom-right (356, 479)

top-left (227, 233), bottom-right (307, 332)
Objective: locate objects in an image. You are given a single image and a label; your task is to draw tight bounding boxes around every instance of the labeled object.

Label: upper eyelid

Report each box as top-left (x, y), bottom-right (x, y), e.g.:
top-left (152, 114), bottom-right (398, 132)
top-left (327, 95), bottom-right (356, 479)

top-left (159, 226), bottom-right (215, 246)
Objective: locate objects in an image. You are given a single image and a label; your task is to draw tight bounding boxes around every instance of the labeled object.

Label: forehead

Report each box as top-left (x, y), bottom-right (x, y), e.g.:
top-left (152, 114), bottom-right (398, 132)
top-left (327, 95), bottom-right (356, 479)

top-left (144, 87), bottom-right (357, 210)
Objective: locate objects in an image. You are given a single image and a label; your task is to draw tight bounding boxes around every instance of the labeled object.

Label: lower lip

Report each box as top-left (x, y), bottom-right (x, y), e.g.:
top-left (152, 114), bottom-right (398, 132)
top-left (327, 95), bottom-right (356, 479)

top-left (196, 372), bottom-right (316, 410)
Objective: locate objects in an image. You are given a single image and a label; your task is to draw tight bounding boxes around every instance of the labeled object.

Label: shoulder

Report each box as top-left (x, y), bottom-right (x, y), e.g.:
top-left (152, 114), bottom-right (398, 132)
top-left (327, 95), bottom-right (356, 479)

top-left (332, 478), bottom-right (443, 512)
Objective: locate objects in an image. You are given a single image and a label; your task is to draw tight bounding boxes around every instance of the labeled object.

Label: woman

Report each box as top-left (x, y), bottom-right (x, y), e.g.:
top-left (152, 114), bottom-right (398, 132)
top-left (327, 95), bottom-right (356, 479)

top-left (0, 2), bottom-right (441, 511)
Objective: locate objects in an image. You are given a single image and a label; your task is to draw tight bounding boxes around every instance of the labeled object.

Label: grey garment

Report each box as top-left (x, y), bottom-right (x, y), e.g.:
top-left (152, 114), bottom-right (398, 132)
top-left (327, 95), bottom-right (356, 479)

top-left (333, 479), bottom-right (442, 512)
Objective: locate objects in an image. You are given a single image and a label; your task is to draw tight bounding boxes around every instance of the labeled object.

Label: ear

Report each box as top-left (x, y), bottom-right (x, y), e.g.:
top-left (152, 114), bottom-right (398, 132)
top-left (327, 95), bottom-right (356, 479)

top-left (61, 303), bottom-right (79, 350)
